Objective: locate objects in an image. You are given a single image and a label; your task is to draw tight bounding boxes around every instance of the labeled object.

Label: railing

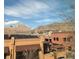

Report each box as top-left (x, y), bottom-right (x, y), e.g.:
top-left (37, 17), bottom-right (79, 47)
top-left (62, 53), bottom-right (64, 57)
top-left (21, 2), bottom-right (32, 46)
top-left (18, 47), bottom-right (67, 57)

top-left (4, 37), bottom-right (40, 47)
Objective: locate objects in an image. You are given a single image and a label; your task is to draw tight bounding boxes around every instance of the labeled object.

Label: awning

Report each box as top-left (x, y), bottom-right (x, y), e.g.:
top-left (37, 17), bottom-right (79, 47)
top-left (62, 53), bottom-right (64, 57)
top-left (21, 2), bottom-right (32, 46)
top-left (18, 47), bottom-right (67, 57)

top-left (4, 47), bottom-right (10, 54)
top-left (16, 44), bottom-right (40, 52)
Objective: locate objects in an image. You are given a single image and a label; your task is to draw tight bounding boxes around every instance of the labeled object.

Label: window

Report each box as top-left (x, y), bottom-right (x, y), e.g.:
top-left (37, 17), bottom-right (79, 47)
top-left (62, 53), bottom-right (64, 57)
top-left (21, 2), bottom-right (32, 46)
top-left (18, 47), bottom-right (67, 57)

top-left (45, 39), bottom-right (48, 41)
top-left (63, 38), bottom-right (66, 42)
top-left (49, 39), bottom-right (52, 42)
top-left (67, 37), bottom-right (72, 42)
top-left (58, 57), bottom-right (64, 59)
top-left (68, 46), bottom-right (72, 51)
top-left (67, 38), bottom-right (70, 42)
top-left (70, 36), bottom-right (73, 39)
top-left (16, 50), bottom-right (39, 59)
top-left (54, 37), bottom-right (59, 41)
top-left (54, 37), bottom-right (55, 41)
top-left (56, 37), bottom-right (59, 41)
top-left (16, 52), bottom-right (24, 59)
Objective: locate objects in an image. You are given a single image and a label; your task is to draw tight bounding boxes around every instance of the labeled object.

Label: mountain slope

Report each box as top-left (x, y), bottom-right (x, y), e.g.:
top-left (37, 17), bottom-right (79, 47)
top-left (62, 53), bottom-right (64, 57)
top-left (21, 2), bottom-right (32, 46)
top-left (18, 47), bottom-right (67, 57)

top-left (34, 20), bottom-right (75, 33)
top-left (4, 23), bottom-right (31, 34)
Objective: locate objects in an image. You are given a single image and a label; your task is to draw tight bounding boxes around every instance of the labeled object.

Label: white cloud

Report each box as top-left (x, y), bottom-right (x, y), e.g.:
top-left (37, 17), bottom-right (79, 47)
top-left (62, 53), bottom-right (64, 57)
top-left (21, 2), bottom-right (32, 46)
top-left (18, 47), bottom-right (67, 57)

top-left (5, 0), bottom-right (50, 18)
top-left (4, 20), bottom-right (19, 25)
top-left (35, 19), bottom-right (51, 23)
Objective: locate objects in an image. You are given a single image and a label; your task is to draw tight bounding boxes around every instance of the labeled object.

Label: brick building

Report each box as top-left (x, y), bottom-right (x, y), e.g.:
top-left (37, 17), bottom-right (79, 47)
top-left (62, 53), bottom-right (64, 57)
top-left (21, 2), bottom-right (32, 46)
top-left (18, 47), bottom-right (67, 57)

top-left (45, 31), bottom-right (75, 52)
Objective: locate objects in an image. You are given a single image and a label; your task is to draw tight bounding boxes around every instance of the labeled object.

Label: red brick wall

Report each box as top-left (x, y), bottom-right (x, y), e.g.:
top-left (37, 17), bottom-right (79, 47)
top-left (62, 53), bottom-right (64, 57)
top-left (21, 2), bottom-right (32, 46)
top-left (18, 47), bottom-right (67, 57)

top-left (51, 32), bottom-right (74, 45)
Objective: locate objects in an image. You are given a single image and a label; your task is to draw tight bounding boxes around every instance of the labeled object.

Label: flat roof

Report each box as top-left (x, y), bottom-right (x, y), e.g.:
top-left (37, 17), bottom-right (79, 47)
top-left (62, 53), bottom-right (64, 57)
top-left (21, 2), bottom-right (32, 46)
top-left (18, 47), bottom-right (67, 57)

top-left (4, 34), bottom-right (39, 39)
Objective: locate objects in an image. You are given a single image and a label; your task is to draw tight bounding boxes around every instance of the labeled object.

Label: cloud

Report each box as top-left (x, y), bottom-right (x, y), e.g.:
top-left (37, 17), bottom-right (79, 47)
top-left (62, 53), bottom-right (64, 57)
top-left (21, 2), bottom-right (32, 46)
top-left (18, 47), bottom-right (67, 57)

top-left (35, 19), bottom-right (52, 23)
top-left (5, 0), bottom-right (74, 20)
top-left (4, 20), bottom-right (19, 25)
top-left (5, 0), bottom-right (50, 19)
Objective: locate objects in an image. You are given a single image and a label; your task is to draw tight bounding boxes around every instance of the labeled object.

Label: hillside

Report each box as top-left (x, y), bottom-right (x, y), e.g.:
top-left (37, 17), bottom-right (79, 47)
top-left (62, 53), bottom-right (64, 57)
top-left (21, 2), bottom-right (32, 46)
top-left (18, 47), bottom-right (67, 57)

top-left (4, 20), bottom-right (75, 34)
top-left (4, 23), bottom-right (31, 34)
top-left (33, 20), bottom-right (75, 33)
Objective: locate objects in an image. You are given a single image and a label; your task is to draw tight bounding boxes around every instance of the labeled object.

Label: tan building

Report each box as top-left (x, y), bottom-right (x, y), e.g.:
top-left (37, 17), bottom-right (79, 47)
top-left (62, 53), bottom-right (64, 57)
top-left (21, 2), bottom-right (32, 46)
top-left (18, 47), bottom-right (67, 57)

top-left (4, 34), bottom-right (42, 59)
top-left (4, 31), bottom-right (74, 59)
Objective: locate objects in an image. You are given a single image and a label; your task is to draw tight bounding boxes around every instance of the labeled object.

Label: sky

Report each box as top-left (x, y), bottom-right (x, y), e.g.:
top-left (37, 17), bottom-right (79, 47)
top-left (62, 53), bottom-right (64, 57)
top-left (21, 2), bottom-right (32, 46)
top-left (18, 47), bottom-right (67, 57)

top-left (4, 0), bottom-right (75, 29)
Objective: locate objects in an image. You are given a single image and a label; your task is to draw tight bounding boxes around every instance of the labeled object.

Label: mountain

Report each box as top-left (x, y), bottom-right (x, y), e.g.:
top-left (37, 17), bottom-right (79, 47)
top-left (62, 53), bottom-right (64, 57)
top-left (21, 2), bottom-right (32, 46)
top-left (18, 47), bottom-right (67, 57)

top-left (34, 20), bottom-right (75, 34)
top-left (4, 23), bottom-right (31, 34)
top-left (5, 20), bottom-right (75, 34)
